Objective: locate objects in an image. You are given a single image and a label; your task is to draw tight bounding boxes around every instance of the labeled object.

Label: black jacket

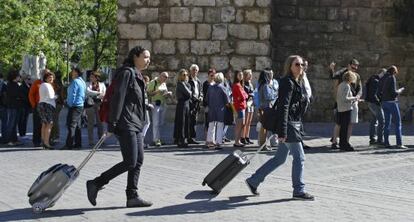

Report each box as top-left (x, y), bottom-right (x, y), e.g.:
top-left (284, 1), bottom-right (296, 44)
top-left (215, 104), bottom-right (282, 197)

top-left (365, 74), bottom-right (381, 104)
top-left (379, 73), bottom-right (399, 102)
top-left (276, 75), bottom-right (306, 139)
top-left (176, 81), bottom-right (192, 102)
top-left (6, 81), bottom-right (24, 109)
top-left (109, 67), bottom-right (146, 133)
top-left (188, 77), bottom-right (202, 107)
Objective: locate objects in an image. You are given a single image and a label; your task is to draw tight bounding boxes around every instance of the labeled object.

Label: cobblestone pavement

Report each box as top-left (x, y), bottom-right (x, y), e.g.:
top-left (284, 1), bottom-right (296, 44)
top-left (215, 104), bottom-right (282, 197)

top-left (0, 109), bottom-right (414, 222)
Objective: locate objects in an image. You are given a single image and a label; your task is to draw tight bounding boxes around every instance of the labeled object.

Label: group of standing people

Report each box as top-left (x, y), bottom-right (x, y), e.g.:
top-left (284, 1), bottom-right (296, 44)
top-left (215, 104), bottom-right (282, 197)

top-left (329, 59), bottom-right (407, 151)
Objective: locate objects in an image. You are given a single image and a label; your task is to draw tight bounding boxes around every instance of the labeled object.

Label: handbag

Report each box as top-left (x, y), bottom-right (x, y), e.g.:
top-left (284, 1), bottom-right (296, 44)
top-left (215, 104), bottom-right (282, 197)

top-left (286, 121), bottom-right (303, 142)
top-left (84, 96), bottom-right (95, 108)
top-left (224, 106), bottom-right (234, 125)
top-left (260, 102), bottom-right (278, 132)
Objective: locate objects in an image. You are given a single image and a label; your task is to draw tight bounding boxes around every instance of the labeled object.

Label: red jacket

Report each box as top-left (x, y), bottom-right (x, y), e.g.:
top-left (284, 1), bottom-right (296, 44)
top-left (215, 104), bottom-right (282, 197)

top-left (232, 83), bottom-right (248, 111)
top-left (29, 79), bottom-right (41, 108)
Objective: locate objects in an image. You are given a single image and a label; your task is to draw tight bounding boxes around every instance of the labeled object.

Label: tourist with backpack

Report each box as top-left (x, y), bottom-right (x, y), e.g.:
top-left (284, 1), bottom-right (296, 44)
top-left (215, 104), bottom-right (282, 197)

top-left (86, 46), bottom-right (153, 208)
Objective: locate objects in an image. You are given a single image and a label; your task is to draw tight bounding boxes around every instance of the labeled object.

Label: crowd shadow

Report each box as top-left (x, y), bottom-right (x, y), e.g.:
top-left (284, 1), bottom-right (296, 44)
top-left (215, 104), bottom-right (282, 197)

top-left (127, 190), bottom-right (294, 217)
top-left (0, 206), bottom-right (124, 222)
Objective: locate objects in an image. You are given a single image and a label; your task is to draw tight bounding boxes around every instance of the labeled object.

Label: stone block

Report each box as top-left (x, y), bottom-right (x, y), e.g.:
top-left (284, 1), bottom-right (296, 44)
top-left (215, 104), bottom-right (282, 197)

top-left (216, 0), bottom-right (231, 6)
top-left (205, 8), bottom-right (221, 23)
top-left (170, 7), bottom-right (190, 22)
top-left (129, 8), bottom-right (159, 23)
top-left (307, 21), bottom-right (343, 33)
top-left (212, 24), bottom-right (228, 40)
top-left (236, 41), bottom-right (270, 55)
top-left (128, 40), bottom-right (152, 51)
top-left (191, 8), bottom-right (204, 22)
top-left (299, 7), bottom-right (326, 20)
top-left (221, 41), bottom-right (235, 54)
top-left (177, 40), bottom-right (190, 54)
top-left (211, 56), bottom-right (230, 71)
top-left (118, 24), bottom-right (147, 39)
top-left (259, 24), bottom-right (271, 40)
top-left (221, 6), bottom-right (236, 22)
top-left (319, 0), bottom-right (340, 6)
top-left (255, 57), bottom-right (272, 71)
top-left (118, 40), bottom-right (129, 56)
top-left (229, 24), bottom-right (258, 39)
top-left (191, 41), bottom-right (221, 55)
top-left (154, 40), bottom-right (176, 54)
top-left (183, 0), bottom-right (216, 6)
top-left (167, 56), bottom-right (180, 70)
top-left (197, 24), bottom-right (211, 39)
top-left (236, 9), bottom-right (244, 23)
top-left (245, 9), bottom-right (271, 23)
top-left (234, 0), bottom-right (255, 7)
top-left (119, 0), bottom-right (144, 7)
top-left (148, 24), bottom-right (162, 39)
top-left (181, 56), bottom-right (198, 69)
top-left (276, 6), bottom-right (296, 18)
top-left (256, 0), bottom-right (271, 7)
top-left (197, 56), bottom-right (210, 70)
top-left (230, 57), bottom-right (254, 70)
top-left (158, 8), bottom-right (170, 23)
top-left (117, 9), bottom-right (127, 23)
top-left (147, 0), bottom-right (160, 6)
top-left (166, 0), bottom-right (181, 6)
top-left (163, 24), bottom-right (196, 39)
top-left (327, 8), bottom-right (349, 20)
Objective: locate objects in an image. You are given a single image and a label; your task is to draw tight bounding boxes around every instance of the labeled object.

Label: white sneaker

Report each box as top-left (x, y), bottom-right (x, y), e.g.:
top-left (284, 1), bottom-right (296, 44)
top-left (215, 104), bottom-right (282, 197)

top-left (396, 145), bottom-right (408, 149)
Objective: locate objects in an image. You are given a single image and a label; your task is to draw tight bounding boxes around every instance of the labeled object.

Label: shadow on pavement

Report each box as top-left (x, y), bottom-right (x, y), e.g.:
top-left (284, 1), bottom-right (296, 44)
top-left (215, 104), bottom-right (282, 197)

top-left (0, 206), bottom-right (124, 222)
top-left (126, 194), bottom-right (294, 217)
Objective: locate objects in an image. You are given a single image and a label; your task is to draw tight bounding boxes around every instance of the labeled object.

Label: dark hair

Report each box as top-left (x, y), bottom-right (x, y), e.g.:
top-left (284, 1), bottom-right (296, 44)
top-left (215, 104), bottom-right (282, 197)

top-left (71, 66), bottom-right (82, 75)
top-left (7, 69), bottom-right (20, 82)
top-left (387, 65), bottom-right (398, 75)
top-left (123, 46), bottom-right (147, 66)
top-left (233, 70), bottom-right (243, 84)
top-left (90, 71), bottom-right (101, 81)
top-left (42, 69), bottom-right (55, 82)
top-left (349, 58), bottom-right (359, 66)
top-left (258, 70), bottom-right (272, 90)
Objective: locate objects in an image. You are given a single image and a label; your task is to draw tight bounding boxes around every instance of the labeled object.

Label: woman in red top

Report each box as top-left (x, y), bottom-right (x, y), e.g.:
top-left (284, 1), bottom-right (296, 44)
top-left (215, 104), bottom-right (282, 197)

top-left (232, 70), bottom-right (248, 147)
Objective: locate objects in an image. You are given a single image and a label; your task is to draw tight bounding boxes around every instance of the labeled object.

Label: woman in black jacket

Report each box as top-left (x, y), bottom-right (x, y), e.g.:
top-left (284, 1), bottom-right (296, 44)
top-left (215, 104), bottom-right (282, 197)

top-left (173, 69), bottom-right (192, 147)
top-left (86, 46), bottom-right (153, 208)
top-left (245, 55), bottom-right (314, 200)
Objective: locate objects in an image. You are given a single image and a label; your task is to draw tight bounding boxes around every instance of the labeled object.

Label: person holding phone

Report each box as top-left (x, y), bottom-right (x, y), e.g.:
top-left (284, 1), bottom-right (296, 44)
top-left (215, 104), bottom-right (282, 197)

top-left (379, 65), bottom-right (407, 149)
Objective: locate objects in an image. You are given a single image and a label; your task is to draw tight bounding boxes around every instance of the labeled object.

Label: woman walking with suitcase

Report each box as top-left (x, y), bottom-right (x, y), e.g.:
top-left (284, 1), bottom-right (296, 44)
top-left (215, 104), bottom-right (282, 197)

top-left (86, 46), bottom-right (153, 208)
top-left (245, 55), bottom-right (314, 201)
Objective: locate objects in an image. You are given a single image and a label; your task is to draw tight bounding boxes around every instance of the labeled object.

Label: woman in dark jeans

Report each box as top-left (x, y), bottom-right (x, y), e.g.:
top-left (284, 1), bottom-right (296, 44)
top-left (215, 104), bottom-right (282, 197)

top-left (173, 69), bottom-right (192, 147)
top-left (86, 46), bottom-right (153, 208)
top-left (246, 55), bottom-right (314, 200)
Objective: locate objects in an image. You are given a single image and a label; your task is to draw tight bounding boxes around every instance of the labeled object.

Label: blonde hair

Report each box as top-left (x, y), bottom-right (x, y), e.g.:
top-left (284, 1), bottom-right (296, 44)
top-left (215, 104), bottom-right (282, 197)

top-left (282, 55), bottom-right (304, 81)
top-left (176, 69), bottom-right (188, 82)
top-left (243, 69), bottom-right (252, 81)
top-left (343, 71), bottom-right (357, 83)
top-left (215, 72), bottom-right (224, 83)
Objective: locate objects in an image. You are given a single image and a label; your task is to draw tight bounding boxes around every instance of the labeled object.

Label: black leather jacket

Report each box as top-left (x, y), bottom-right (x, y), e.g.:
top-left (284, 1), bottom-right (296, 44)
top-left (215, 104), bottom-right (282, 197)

top-left (276, 75), bottom-right (306, 139)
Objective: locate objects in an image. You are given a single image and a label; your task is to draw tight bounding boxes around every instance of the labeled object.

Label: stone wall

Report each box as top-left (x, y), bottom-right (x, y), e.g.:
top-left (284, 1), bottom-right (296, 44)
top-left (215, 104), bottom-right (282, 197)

top-left (117, 0), bottom-right (272, 81)
top-left (271, 0), bottom-right (414, 122)
top-left (117, 0), bottom-right (414, 122)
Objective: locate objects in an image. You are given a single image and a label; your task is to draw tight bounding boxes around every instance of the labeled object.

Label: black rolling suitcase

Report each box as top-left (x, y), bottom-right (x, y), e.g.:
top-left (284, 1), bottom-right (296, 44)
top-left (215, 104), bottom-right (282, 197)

top-left (27, 134), bottom-right (108, 213)
top-left (202, 135), bottom-right (275, 194)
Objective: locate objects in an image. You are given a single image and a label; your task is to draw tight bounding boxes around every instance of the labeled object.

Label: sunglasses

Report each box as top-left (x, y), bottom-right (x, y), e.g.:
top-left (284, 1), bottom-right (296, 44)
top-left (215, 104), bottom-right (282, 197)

top-left (294, 63), bottom-right (305, 67)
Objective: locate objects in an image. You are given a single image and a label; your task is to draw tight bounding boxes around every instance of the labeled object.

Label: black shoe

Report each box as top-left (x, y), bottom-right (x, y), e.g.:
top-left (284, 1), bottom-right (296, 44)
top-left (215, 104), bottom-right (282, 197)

top-left (303, 144), bottom-right (311, 150)
top-left (233, 143), bottom-right (245, 147)
top-left (187, 139), bottom-right (199, 144)
top-left (126, 197), bottom-right (153, 208)
top-left (177, 143), bottom-right (188, 148)
top-left (86, 180), bottom-right (100, 206)
top-left (43, 144), bottom-right (54, 150)
top-left (331, 143), bottom-right (339, 149)
top-left (246, 138), bottom-right (254, 144)
top-left (223, 137), bottom-right (231, 143)
top-left (245, 180), bottom-right (259, 196)
top-left (369, 139), bottom-right (377, 145)
top-left (340, 145), bottom-right (354, 151)
top-left (293, 192), bottom-right (315, 201)
top-left (240, 138), bottom-right (247, 145)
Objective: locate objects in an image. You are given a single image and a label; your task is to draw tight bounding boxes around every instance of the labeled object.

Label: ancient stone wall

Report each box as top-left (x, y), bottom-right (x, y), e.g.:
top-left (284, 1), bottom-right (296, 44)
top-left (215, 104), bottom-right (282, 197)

top-left (271, 0), bottom-right (414, 121)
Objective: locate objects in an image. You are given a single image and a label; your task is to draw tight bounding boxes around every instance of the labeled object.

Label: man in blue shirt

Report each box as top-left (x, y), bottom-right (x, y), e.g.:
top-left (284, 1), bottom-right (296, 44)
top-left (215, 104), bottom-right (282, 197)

top-left (62, 67), bottom-right (86, 149)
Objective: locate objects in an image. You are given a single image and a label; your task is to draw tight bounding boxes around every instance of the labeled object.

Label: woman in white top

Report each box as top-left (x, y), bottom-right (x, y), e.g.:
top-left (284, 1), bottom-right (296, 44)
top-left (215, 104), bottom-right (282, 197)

top-left (85, 71), bottom-right (106, 146)
top-left (38, 70), bottom-right (57, 149)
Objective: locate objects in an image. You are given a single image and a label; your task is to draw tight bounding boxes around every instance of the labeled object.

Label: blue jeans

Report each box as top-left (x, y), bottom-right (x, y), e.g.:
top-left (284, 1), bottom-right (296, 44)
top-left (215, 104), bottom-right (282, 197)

top-left (382, 101), bottom-right (402, 146)
top-left (246, 142), bottom-right (306, 195)
top-left (0, 107), bottom-right (7, 142)
top-left (151, 103), bottom-right (166, 142)
top-left (367, 102), bottom-right (384, 143)
top-left (5, 108), bottom-right (20, 143)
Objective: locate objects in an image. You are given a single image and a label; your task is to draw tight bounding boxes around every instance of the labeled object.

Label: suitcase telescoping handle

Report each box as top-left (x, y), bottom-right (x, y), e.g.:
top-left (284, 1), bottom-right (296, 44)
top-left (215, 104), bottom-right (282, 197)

top-left (248, 134), bottom-right (277, 162)
top-left (76, 133), bottom-right (110, 173)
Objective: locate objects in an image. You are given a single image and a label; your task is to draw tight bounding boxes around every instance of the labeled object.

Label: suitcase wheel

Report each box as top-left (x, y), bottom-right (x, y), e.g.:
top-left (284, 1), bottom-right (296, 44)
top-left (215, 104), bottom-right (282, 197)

top-left (202, 180), bottom-right (206, 186)
top-left (32, 202), bottom-right (45, 214)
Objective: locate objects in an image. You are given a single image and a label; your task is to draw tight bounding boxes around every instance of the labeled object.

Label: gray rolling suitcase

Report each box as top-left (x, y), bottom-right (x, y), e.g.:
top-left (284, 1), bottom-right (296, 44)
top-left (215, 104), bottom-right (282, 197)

top-left (202, 135), bottom-right (275, 194)
top-left (27, 135), bottom-right (107, 213)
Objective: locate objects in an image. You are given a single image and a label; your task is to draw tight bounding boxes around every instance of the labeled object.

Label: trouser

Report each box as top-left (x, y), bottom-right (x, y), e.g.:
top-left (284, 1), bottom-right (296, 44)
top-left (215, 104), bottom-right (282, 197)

top-left (142, 110), bottom-right (150, 139)
top-left (94, 130), bottom-right (144, 199)
top-left (0, 107), bottom-right (7, 143)
top-left (65, 106), bottom-right (83, 148)
top-left (207, 121), bottom-right (224, 144)
top-left (32, 105), bottom-right (42, 145)
top-left (86, 102), bottom-right (103, 144)
top-left (173, 101), bottom-right (190, 143)
top-left (189, 102), bottom-right (199, 139)
top-left (151, 103), bottom-right (166, 142)
top-left (18, 106), bottom-right (31, 136)
top-left (5, 108), bottom-right (20, 143)
top-left (382, 101), bottom-right (402, 146)
top-left (367, 102), bottom-right (384, 143)
top-left (337, 110), bottom-right (351, 148)
top-left (50, 104), bottom-right (63, 141)
top-left (246, 142), bottom-right (305, 195)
